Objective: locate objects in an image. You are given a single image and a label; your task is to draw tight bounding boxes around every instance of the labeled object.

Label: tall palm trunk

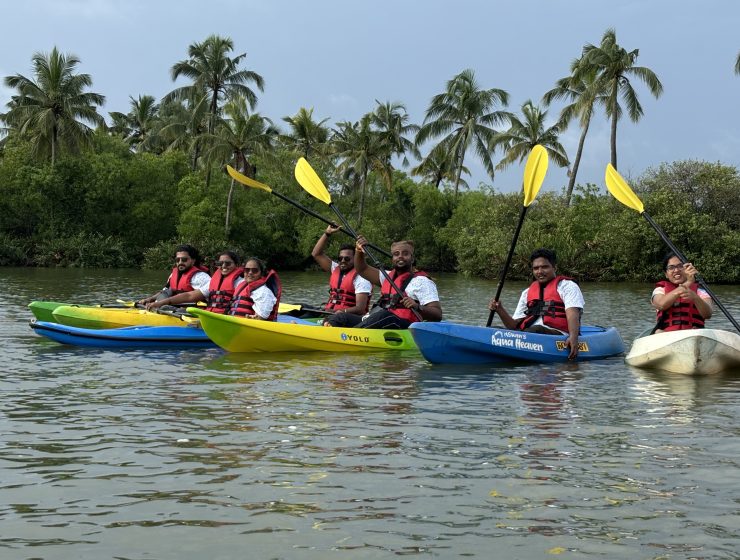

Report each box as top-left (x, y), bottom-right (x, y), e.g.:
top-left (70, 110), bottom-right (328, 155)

top-left (565, 115), bottom-right (591, 206)
top-left (609, 79), bottom-right (618, 169)
top-left (358, 165), bottom-right (369, 228)
top-left (225, 177), bottom-right (235, 235)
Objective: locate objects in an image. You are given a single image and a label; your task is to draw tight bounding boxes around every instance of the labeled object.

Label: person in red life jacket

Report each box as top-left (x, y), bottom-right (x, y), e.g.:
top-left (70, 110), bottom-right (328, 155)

top-left (138, 244), bottom-right (211, 305)
top-left (228, 257), bottom-right (281, 320)
top-left (651, 253), bottom-right (712, 332)
top-left (311, 224), bottom-right (372, 326)
top-left (488, 248), bottom-right (584, 359)
top-left (326, 236), bottom-right (442, 329)
top-left (146, 251), bottom-right (244, 313)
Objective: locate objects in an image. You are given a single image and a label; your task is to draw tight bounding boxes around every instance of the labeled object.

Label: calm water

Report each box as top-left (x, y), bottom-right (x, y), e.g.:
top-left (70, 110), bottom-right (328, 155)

top-left (2, 268), bottom-right (739, 559)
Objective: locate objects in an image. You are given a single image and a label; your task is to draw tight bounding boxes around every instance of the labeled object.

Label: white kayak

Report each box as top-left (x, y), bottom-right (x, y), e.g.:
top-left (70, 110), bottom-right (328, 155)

top-left (625, 329), bottom-right (740, 375)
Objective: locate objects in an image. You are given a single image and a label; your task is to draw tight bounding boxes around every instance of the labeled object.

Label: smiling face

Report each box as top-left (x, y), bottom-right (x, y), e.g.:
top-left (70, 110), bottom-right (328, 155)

top-left (174, 251), bottom-right (194, 272)
top-left (215, 253), bottom-right (237, 275)
top-left (337, 249), bottom-right (355, 272)
top-left (664, 256), bottom-right (687, 285)
top-left (390, 242), bottom-right (414, 272)
top-left (531, 257), bottom-right (556, 285)
top-left (244, 259), bottom-right (263, 282)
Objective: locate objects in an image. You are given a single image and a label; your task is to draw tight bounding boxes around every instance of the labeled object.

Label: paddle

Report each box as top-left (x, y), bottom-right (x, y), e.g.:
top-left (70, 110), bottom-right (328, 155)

top-left (294, 157), bottom-right (423, 321)
top-left (605, 164), bottom-right (740, 333)
top-left (277, 302), bottom-right (334, 317)
top-left (486, 145), bottom-right (549, 327)
top-left (226, 165), bottom-right (391, 259)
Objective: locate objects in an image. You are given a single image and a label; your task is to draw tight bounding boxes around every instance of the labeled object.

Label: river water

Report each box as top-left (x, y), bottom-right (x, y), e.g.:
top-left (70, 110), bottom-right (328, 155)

top-left (2, 268), bottom-right (739, 559)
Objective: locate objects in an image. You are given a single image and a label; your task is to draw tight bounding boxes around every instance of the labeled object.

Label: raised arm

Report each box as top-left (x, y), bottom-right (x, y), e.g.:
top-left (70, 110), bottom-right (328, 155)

top-left (311, 224), bottom-right (340, 272)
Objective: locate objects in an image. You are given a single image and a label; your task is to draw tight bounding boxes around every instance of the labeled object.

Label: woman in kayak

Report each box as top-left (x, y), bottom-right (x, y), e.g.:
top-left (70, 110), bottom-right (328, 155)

top-left (488, 248), bottom-right (584, 359)
top-left (651, 253), bottom-right (712, 332)
top-left (146, 251), bottom-right (243, 314)
top-left (227, 257), bottom-right (282, 320)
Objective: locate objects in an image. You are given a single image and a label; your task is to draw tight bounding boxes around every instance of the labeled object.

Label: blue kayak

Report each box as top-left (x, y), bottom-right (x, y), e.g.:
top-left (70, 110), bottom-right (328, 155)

top-left (30, 320), bottom-right (216, 349)
top-left (409, 322), bottom-right (625, 365)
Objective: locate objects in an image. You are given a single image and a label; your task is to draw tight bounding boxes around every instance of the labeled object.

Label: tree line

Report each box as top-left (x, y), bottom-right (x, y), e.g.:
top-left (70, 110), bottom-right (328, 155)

top-left (0, 32), bottom-right (738, 283)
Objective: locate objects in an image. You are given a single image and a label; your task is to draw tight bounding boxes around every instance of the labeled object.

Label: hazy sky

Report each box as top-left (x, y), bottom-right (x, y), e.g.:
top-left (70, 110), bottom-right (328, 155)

top-left (2, 0), bottom-right (739, 193)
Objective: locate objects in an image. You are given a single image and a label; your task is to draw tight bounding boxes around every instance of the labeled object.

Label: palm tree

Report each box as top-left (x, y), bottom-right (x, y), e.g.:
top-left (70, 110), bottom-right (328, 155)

top-left (280, 107), bottom-right (329, 159)
top-left (495, 101), bottom-right (569, 174)
top-left (109, 94), bottom-right (159, 152)
top-left (371, 100), bottom-right (420, 190)
top-left (416, 69), bottom-right (512, 195)
top-left (2, 47), bottom-right (105, 165)
top-left (543, 57), bottom-right (606, 205)
top-left (411, 144), bottom-right (470, 190)
top-left (202, 96), bottom-right (278, 233)
top-left (579, 28), bottom-right (663, 169)
top-left (165, 34), bottom-right (264, 137)
top-left (331, 115), bottom-right (385, 227)
top-left (158, 90), bottom-right (209, 170)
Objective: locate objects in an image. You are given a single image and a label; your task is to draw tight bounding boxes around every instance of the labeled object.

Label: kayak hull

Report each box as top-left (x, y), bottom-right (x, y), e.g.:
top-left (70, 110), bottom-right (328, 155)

top-left (188, 308), bottom-right (417, 353)
top-left (52, 304), bottom-right (191, 329)
top-left (29, 300), bottom-right (77, 322)
top-left (409, 322), bottom-right (625, 365)
top-left (625, 329), bottom-right (740, 375)
top-left (30, 321), bottom-right (215, 349)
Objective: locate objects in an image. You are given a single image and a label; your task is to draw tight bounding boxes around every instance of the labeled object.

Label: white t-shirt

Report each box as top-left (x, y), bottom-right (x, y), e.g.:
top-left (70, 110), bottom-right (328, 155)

top-left (330, 261), bottom-right (372, 294)
top-left (379, 271), bottom-right (439, 306)
top-left (250, 284), bottom-right (278, 319)
top-left (165, 270), bottom-right (211, 293)
top-left (199, 276), bottom-right (244, 298)
top-left (512, 279), bottom-right (584, 331)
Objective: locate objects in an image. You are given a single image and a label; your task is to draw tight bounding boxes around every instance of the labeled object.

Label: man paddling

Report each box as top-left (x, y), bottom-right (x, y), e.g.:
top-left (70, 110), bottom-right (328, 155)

top-left (327, 237), bottom-right (442, 329)
top-left (488, 248), bottom-right (583, 359)
top-left (311, 224), bottom-right (372, 326)
top-left (138, 244), bottom-right (210, 305)
top-left (651, 253), bottom-right (712, 332)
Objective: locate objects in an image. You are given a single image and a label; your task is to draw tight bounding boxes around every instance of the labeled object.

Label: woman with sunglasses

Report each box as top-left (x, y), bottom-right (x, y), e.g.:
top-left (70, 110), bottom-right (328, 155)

top-left (311, 224), bottom-right (372, 324)
top-left (228, 257), bottom-right (282, 320)
top-left (138, 244), bottom-right (210, 305)
top-left (651, 253), bottom-right (712, 332)
top-left (146, 251), bottom-right (243, 314)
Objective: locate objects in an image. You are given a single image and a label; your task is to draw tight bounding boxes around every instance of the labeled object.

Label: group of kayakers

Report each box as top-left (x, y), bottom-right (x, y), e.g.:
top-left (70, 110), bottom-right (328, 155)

top-left (134, 231), bottom-right (714, 358)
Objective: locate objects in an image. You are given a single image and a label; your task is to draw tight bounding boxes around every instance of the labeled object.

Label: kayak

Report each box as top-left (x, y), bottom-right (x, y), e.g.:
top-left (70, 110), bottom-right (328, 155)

top-left (30, 320), bottom-right (215, 349)
top-left (625, 328), bottom-right (740, 375)
top-left (188, 308), bottom-right (418, 353)
top-left (409, 322), bottom-right (625, 364)
top-left (51, 304), bottom-right (194, 329)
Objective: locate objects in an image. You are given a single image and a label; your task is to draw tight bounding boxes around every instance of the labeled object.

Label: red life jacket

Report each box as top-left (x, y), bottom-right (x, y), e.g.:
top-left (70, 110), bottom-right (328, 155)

top-left (654, 280), bottom-right (705, 331)
top-left (516, 275), bottom-right (573, 332)
top-left (168, 264), bottom-right (209, 294)
top-left (326, 267), bottom-right (368, 312)
top-left (376, 269), bottom-right (428, 322)
top-left (229, 270), bottom-right (282, 320)
top-left (205, 267), bottom-right (244, 314)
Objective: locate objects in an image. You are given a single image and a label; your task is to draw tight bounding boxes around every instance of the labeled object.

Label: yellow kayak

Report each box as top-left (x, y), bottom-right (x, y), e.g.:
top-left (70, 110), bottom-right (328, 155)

top-left (188, 308), bottom-right (418, 353)
top-left (51, 305), bottom-right (194, 329)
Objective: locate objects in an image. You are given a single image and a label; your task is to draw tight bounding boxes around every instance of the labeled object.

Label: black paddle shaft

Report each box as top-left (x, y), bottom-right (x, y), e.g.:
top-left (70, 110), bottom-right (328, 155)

top-left (644, 212), bottom-right (740, 333)
top-left (268, 190), bottom-right (392, 259)
top-left (329, 203), bottom-right (423, 322)
top-left (486, 205), bottom-right (529, 327)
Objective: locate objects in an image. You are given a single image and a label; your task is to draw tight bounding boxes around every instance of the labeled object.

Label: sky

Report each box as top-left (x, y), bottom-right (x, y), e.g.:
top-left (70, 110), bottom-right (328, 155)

top-left (1, 0), bottom-right (739, 194)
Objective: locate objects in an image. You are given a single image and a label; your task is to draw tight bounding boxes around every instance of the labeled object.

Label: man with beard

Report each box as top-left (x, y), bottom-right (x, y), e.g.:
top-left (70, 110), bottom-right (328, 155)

top-left (138, 244), bottom-right (210, 305)
top-left (325, 237), bottom-right (442, 329)
top-left (488, 248), bottom-right (583, 359)
top-left (311, 224), bottom-right (372, 326)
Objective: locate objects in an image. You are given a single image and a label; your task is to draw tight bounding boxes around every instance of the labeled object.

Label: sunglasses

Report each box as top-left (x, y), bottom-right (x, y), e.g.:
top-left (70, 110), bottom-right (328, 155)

top-left (216, 260), bottom-right (234, 267)
top-left (337, 256), bottom-right (352, 262)
top-left (175, 257), bottom-right (191, 263)
top-left (244, 267), bottom-right (261, 274)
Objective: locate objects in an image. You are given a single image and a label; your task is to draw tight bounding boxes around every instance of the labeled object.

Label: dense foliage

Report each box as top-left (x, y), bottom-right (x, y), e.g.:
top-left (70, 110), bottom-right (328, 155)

top-left (0, 136), bottom-right (737, 283)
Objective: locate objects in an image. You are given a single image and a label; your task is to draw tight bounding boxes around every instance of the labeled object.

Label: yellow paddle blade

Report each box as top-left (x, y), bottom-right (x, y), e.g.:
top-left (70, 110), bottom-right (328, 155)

top-left (278, 303), bottom-right (302, 313)
top-left (604, 164), bottom-right (644, 213)
top-left (522, 145), bottom-right (548, 207)
top-left (226, 165), bottom-right (272, 193)
top-left (115, 299), bottom-right (135, 307)
top-left (295, 157), bottom-right (332, 205)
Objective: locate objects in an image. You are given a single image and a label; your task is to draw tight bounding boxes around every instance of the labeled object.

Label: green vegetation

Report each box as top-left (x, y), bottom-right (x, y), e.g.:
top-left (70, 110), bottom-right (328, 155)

top-left (1, 34), bottom-right (738, 284)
